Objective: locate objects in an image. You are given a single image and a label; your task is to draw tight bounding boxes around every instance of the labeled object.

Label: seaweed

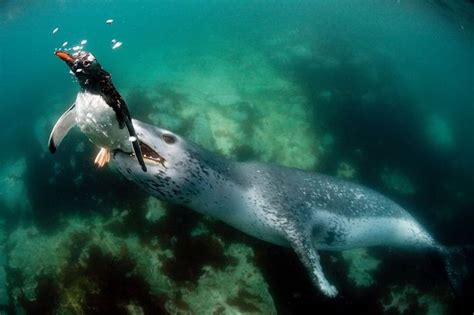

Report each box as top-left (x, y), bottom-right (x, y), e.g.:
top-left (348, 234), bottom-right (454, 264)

top-left (162, 235), bottom-right (237, 285)
top-left (18, 275), bottom-right (60, 315)
top-left (226, 288), bottom-right (262, 313)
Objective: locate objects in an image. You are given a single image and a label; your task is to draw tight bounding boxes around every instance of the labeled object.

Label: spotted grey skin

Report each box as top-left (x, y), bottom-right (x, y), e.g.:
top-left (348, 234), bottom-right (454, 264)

top-left (112, 120), bottom-right (448, 297)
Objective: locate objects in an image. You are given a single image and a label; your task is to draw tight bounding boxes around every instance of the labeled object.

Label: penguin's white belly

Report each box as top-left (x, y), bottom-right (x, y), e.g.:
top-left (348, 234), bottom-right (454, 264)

top-left (75, 91), bottom-right (131, 151)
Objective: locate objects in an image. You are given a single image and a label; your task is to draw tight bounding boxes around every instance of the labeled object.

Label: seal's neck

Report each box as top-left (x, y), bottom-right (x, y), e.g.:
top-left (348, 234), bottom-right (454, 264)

top-left (184, 149), bottom-right (247, 220)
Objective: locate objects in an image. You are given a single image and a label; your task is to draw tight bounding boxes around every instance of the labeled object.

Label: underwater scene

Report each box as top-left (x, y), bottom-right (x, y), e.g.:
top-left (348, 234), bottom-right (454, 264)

top-left (1, 0), bottom-right (474, 314)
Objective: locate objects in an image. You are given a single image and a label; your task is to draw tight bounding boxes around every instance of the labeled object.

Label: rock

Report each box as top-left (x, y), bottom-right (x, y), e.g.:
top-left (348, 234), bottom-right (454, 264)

top-left (337, 161), bottom-right (357, 179)
top-left (0, 158), bottom-right (30, 213)
top-left (341, 249), bottom-right (380, 288)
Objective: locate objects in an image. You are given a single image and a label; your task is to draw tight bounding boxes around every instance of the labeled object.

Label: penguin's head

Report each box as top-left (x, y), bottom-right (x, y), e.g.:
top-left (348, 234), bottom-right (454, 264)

top-left (55, 50), bottom-right (110, 91)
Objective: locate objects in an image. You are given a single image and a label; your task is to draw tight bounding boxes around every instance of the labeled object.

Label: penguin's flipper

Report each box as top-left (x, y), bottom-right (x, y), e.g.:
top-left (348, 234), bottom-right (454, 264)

top-left (48, 103), bottom-right (77, 153)
top-left (123, 116), bottom-right (147, 172)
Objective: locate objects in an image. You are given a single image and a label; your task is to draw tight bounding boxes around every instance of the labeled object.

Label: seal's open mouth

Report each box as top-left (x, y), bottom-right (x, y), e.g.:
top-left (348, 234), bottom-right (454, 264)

top-left (129, 142), bottom-right (166, 167)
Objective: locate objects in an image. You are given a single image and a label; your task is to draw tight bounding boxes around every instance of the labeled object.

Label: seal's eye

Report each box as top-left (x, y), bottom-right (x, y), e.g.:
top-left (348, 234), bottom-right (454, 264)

top-left (83, 60), bottom-right (91, 67)
top-left (162, 134), bottom-right (176, 144)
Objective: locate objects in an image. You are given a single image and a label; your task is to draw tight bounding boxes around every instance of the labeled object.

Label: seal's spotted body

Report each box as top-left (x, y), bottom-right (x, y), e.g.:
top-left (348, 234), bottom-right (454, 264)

top-left (113, 120), bottom-right (462, 297)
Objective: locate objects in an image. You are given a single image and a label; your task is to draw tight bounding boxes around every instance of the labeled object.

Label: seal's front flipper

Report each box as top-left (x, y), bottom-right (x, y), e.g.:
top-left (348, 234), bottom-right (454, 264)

top-left (287, 228), bottom-right (338, 297)
top-left (443, 245), bottom-right (474, 299)
top-left (123, 116), bottom-right (147, 172)
top-left (48, 103), bottom-right (77, 153)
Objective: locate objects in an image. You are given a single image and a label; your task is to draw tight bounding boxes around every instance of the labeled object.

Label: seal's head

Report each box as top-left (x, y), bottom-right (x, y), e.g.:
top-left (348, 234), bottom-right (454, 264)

top-left (55, 50), bottom-right (110, 92)
top-left (112, 120), bottom-right (210, 203)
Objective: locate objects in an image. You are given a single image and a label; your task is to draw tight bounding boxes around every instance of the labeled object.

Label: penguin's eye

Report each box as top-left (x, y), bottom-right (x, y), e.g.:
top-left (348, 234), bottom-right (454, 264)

top-left (162, 134), bottom-right (176, 144)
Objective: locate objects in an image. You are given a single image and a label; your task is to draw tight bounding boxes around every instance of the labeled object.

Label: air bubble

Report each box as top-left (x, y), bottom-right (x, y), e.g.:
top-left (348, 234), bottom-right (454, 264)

top-left (112, 41), bottom-right (122, 49)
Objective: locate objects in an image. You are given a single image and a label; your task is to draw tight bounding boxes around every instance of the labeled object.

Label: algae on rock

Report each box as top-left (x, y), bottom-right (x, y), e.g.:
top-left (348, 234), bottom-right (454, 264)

top-left (382, 285), bottom-right (446, 315)
top-left (175, 244), bottom-right (276, 315)
top-left (341, 248), bottom-right (380, 288)
top-left (128, 43), bottom-right (322, 171)
top-left (8, 211), bottom-right (275, 314)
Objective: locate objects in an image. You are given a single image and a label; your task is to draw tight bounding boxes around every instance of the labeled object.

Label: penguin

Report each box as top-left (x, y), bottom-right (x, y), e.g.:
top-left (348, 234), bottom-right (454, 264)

top-left (48, 50), bottom-right (147, 171)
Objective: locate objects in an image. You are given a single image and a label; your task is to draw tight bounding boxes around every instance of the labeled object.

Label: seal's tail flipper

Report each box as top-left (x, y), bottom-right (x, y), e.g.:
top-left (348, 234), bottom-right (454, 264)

top-left (123, 116), bottom-right (147, 172)
top-left (443, 245), bottom-right (474, 298)
top-left (48, 103), bottom-right (77, 153)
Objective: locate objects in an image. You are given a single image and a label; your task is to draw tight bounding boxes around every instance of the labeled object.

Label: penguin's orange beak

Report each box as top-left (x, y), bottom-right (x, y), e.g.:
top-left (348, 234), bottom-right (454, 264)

top-left (55, 51), bottom-right (74, 63)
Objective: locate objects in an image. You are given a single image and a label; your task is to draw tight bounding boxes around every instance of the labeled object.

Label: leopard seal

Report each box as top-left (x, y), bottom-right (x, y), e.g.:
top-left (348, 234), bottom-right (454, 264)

top-left (112, 119), bottom-right (471, 297)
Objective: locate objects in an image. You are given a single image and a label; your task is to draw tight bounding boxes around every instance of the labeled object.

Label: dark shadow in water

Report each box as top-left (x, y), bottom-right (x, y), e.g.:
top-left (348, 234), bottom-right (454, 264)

top-left (105, 200), bottom-right (238, 286)
top-left (18, 246), bottom-right (168, 315)
top-left (21, 131), bottom-right (147, 232)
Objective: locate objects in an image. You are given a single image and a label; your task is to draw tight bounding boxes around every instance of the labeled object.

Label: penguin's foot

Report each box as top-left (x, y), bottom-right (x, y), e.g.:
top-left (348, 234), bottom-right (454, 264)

top-left (94, 148), bottom-right (111, 168)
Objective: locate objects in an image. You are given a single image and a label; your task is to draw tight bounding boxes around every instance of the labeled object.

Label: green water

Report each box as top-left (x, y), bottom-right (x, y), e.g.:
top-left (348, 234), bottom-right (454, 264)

top-left (0, 1), bottom-right (473, 314)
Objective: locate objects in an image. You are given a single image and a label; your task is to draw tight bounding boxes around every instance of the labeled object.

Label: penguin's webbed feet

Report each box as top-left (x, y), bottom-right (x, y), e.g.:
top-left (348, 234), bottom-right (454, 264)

top-left (94, 147), bottom-right (111, 168)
